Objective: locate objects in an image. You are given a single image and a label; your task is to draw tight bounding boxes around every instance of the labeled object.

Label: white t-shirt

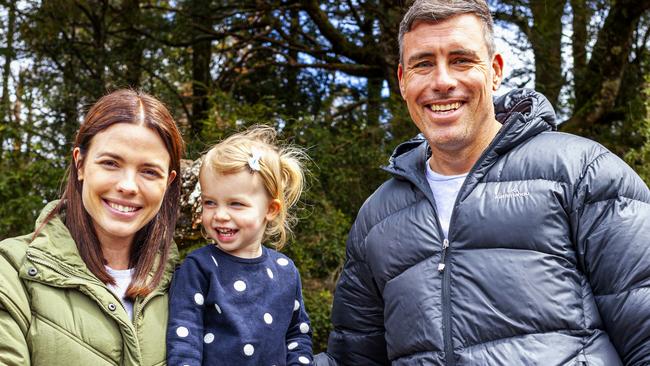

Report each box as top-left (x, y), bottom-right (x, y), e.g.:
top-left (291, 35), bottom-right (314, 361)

top-left (425, 159), bottom-right (467, 238)
top-left (105, 266), bottom-right (135, 320)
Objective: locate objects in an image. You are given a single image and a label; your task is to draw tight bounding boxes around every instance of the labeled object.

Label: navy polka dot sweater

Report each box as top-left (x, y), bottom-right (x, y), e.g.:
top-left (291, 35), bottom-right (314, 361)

top-left (167, 245), bottom-right (313, 366)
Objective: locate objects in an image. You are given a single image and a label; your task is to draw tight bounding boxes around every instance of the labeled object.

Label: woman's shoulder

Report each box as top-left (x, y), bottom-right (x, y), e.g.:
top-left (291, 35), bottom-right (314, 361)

top-left (0, 233), bottom-right (31, 272)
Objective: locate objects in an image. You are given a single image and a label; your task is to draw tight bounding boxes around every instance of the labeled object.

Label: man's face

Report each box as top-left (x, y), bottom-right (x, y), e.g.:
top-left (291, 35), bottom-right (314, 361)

top-left (398, 14), bottom-right (503, 155)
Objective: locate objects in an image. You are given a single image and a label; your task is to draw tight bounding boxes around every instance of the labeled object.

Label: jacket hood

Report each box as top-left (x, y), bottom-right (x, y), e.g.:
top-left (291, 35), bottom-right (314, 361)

top-left (385, 88), bottom-right (557, 179)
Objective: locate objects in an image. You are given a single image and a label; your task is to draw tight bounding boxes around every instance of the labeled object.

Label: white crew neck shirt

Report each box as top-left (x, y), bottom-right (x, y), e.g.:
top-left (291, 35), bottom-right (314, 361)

top-left (425, 158), bottom-right (468, 238)
top-left (105, 266), bottom-right (135, 320)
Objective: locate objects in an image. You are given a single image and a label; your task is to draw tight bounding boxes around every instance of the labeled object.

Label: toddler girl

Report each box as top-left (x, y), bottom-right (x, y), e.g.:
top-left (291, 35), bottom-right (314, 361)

top-left (167, 126), bottom-right (312, 365)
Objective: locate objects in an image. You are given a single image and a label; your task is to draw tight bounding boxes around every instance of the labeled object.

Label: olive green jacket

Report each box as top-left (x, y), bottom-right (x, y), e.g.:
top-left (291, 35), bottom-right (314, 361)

top-left (0, 202), bottom-right (178, 365)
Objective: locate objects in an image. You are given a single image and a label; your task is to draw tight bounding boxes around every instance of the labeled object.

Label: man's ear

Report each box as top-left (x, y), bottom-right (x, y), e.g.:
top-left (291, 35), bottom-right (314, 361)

top-left (266, 199), bottom-right (282, 221)
top-left (491, 53), bottom-right (504, 91)
top-left (397, 63), bottom-right (407, 99)
top-left (73, 147), bottom-right (84, 180)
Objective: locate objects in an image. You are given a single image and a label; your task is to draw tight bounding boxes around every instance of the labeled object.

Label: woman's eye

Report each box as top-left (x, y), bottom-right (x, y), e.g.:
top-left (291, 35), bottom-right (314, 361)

top-left (99, 160), bottom-right (118, 168)
top-left (142, 169), bottom-right (162, 178)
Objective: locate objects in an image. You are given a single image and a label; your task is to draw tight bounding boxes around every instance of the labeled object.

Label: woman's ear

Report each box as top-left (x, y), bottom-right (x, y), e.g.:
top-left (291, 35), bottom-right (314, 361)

top-left (266, 199), bottom-right (282, 221)
top-left (73, 147), bottom-right (84, 180)
top-left (167, 170), bottom-right (177, 187)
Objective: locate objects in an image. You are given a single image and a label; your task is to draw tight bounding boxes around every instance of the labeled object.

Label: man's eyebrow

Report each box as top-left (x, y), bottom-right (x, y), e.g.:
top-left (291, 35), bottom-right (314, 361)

top-left (406, 49), bottom-right (480, 65)
top-left (449, 49), bottom-right (480, 58)
top-left (407, 52), bottom-right (435, 65)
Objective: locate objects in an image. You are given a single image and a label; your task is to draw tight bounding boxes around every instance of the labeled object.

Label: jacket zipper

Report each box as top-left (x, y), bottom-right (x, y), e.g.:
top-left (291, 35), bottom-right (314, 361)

top-left (26, 252), bottom-right (84, 282)
top-left (437, 114), bottom-right (520, 366)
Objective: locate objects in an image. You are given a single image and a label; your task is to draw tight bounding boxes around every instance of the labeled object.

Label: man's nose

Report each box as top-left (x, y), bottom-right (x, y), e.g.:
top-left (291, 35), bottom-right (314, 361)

top-left (431, 65), bottom-right (457, 94)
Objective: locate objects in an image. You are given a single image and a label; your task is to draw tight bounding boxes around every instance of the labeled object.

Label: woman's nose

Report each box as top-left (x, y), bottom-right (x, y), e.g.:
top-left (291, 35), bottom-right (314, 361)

top-left (117, 172), bottom-right (138, 194)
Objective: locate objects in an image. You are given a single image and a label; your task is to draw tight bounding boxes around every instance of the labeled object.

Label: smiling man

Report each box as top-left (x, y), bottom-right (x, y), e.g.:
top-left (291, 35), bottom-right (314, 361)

top-left (314, 0), bottom-right (650, 365)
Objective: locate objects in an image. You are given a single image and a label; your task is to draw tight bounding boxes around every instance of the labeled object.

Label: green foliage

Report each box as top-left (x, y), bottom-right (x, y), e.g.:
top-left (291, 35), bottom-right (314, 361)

top-left (624, 75), bottom-right (650, 185)
top-left (0, 157), bottom-right (64, 239)
top-left (303, 287), bottom-right (334, 353)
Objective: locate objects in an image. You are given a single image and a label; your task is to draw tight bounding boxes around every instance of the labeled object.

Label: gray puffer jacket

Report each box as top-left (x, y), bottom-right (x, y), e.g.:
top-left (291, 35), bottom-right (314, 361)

top-left (318, 89), bottom-right (650, 365)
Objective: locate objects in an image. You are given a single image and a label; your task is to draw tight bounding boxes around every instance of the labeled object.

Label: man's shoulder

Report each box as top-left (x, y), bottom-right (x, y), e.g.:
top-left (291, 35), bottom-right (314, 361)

top-left (518, 130), bottom-right (611, 170)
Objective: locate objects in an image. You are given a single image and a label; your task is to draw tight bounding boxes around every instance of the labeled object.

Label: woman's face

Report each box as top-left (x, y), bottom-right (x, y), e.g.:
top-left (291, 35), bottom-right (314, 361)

top-left (74, 123), bottom-right (176, 249)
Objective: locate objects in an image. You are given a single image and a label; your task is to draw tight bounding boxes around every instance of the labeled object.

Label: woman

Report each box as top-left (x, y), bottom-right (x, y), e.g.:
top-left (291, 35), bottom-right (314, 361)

top-left (0, 89), bottom-right (184, 365)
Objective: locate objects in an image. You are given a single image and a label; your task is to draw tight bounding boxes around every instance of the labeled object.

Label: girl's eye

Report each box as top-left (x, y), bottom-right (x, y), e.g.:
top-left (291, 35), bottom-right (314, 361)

top-left (231, 202), bottom-right (244, 207)
top-left (202, 199), bottom-right (215, 207)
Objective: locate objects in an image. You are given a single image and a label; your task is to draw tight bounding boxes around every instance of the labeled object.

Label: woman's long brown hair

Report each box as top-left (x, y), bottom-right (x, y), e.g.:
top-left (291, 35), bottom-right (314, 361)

top-left (35, 89), bottom-right (184, 299)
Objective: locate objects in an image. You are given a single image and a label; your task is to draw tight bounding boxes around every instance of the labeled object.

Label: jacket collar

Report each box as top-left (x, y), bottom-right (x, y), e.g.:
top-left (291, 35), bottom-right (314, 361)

top-left (384, 88), bottom-right (557, 181)
top-left (23, 200), bottom-right (178, 291)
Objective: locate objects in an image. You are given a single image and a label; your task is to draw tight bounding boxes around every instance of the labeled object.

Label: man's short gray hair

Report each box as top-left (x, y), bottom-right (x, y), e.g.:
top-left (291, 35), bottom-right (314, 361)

top-left (398, 0), bottom-right (495, 64)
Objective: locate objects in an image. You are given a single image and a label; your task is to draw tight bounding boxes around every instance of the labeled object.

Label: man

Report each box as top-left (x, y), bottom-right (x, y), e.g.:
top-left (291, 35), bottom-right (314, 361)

top-left (315, 0), bottom-right (650, 365)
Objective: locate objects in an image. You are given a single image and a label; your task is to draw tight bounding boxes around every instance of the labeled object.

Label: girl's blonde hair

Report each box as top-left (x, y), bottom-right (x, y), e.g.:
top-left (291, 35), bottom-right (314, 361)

top-left (201, 125), bottom-right (305, 249)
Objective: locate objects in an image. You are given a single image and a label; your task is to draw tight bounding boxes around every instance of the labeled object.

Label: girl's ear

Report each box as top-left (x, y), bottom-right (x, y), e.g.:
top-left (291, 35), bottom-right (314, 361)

top-left (266, 199), bottom-right (282, 221)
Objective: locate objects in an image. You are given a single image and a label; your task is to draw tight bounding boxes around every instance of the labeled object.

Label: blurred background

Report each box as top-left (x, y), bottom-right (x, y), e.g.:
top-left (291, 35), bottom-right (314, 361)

top-left (1, 0), bottom-right (649, 351)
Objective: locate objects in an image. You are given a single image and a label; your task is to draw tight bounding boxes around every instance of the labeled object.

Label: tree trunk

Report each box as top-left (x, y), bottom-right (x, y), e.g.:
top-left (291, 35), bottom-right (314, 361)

top-left (121, 0), bottom-right (144, 88)
top-left (529, 0), bottom-right (566, 108)
top-left (564, 0), bottom-right (650, 133)
top-left (189, 0), bottom-right (212, 138)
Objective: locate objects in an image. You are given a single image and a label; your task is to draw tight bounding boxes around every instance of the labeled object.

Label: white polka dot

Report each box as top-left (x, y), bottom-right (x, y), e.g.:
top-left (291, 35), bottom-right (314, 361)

top-left (264, 313), bottom-right (273, 324)
top-left (299, 322), bottom-right (309, 334)
top-left (194, 293), bottom-right (204, 305)
top-left (287, 341), bottom-right (298, 350)
top-left (267, 267), bottom-right (274, 279)
top-left (233, 280), bottom-right (246, 292)
top-left (243, 343), bottom-right (254, 356)
top-left (204, 333), bottom-right (214, 344)
top-left (299, 356), bottom-right (310, 364)
top-left (276, 258), bottom-right (289, 266)
top-left (176, 326), bottom-right (189, 338)
top-left (293, 299), bottom-right (300, 311)
top-left (215, 303), bottom-right (222, 314)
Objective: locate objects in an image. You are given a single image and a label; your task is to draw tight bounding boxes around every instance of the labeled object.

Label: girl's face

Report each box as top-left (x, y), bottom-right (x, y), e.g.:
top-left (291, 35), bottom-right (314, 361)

top-left (74, 123), bottom-right (176, 250)
top-left (200, 167), bottom-right (280, 258)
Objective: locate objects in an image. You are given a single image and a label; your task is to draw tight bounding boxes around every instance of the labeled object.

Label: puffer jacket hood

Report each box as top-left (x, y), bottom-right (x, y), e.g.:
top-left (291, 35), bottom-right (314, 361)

top-left (322, 88), bottom-right (650, 365)
top-left (0, 201), bottom-right (178, 366)
top-left (385, 89), bottom-right (557, 178)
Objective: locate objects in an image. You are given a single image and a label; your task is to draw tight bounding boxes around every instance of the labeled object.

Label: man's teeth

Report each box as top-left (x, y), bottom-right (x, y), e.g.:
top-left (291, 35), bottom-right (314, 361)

top-left (430, 102), bottom-right (461, 112)
top-left (108, 202), bottom-right (137, 213)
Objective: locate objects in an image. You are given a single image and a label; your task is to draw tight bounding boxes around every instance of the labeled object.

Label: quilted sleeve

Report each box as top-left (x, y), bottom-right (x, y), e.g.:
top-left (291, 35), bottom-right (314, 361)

top-left (166, 255), bottom-right (209, 366)
top-left (0, 247), bottom-right (31, 365)
top-left (285, 267), bottom-right (313, 365)
top-left (574, 150), bottom-right (650, 366)
top-left (323, 217), bottom-right (389, 365)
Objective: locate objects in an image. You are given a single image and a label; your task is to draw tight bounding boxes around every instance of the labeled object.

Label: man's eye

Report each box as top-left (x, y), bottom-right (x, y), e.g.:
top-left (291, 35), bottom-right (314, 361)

top-left (414, 61), bottom-right (433, 68)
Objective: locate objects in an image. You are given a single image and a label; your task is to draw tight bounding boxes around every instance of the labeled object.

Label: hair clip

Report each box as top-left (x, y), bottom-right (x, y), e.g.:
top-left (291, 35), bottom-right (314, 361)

top-left (248, 148), bottom-right (262, 172)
